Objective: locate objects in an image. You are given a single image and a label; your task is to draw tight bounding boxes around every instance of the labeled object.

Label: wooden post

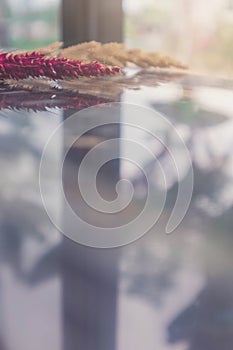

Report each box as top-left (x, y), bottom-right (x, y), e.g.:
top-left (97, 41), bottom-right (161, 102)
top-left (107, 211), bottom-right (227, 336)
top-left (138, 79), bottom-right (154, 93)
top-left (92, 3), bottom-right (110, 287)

top-left (61, 3), bottom-right (122, 347)
top-left (62, 0), bottom-right (123, 46)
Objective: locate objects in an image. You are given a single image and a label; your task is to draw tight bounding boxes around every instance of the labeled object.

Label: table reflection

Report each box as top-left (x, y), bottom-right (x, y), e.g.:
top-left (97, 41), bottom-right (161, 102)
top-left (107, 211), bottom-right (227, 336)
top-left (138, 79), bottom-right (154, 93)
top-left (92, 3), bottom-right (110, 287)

top-left (0, 76), bottom-right (232, 350)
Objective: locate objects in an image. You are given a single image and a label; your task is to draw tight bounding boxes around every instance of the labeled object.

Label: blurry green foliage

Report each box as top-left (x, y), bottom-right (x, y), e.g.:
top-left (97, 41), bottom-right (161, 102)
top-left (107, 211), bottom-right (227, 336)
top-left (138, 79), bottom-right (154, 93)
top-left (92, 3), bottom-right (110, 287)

top-left (0, 2), bottom-right (60, 50)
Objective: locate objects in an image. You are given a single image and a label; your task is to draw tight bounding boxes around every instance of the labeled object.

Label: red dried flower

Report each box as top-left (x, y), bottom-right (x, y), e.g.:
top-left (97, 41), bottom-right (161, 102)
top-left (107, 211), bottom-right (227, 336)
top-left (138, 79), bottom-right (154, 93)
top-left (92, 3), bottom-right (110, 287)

top-left (0, 51), bottom-right (121, 80)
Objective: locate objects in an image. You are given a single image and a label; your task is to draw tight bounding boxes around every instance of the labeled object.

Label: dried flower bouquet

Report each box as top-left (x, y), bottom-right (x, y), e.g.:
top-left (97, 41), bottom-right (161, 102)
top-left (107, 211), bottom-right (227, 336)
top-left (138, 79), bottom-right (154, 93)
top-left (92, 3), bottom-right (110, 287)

top-left (0, 41), bottom-right (187, 95)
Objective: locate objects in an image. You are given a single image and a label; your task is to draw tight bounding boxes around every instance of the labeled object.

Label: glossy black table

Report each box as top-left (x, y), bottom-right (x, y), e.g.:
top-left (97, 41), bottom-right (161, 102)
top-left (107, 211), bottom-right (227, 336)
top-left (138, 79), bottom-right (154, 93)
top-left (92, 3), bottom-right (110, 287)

top-left (0, 72), bottom-right (233, 350)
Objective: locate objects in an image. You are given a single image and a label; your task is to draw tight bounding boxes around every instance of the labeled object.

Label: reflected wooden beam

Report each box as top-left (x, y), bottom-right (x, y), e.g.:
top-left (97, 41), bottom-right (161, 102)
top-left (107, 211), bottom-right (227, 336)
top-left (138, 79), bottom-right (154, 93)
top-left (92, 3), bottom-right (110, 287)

top-left (61, 110), bottom-right (120, 350)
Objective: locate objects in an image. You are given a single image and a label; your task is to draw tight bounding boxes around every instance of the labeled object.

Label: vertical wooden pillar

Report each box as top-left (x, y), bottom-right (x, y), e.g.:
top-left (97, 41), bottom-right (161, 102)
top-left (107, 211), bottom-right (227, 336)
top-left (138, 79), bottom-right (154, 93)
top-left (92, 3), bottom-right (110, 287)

top-left (61, 3), bottom-right (122, 348)
top-left (62, 0), bottom-right (123, 46)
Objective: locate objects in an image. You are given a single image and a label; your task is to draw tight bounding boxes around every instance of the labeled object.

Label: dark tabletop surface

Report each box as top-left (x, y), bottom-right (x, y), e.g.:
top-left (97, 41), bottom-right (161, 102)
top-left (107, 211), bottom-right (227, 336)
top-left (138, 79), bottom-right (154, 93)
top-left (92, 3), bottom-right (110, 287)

top-left (0, 72), bottom-right (233, 350)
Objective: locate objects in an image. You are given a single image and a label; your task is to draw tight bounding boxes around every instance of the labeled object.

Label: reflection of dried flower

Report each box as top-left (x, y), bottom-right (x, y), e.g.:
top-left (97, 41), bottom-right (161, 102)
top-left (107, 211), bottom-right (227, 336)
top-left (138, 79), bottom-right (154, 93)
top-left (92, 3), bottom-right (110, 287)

top-left (0, 51), bottom-right (120, 80)
top-left (0, 90), bottom-right (114, 111)
top-left (1, 68), bottom-right (187, 99)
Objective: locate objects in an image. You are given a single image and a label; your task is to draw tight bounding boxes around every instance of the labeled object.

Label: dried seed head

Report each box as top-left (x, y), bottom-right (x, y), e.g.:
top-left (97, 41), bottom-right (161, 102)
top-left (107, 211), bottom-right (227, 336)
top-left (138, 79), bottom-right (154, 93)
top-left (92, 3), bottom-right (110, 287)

top-left (0, 51), bottom-right (121, 81)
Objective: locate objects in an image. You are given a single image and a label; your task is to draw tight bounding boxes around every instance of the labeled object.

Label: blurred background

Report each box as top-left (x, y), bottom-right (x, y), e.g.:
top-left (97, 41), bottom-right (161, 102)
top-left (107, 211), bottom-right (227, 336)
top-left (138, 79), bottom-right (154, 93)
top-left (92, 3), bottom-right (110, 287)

top-left (0, 0), bottom-right (60, 49)
top-left (124, 0), bottom-right (233, 74)
top-left (0, 0), bottom-right (233, 74)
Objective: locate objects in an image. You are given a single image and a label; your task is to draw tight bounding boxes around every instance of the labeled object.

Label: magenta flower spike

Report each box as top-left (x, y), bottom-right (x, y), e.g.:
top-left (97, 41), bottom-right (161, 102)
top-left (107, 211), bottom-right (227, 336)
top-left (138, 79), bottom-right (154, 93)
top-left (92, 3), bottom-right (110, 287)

top-left (0, 51), bottom-right (121, 81)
